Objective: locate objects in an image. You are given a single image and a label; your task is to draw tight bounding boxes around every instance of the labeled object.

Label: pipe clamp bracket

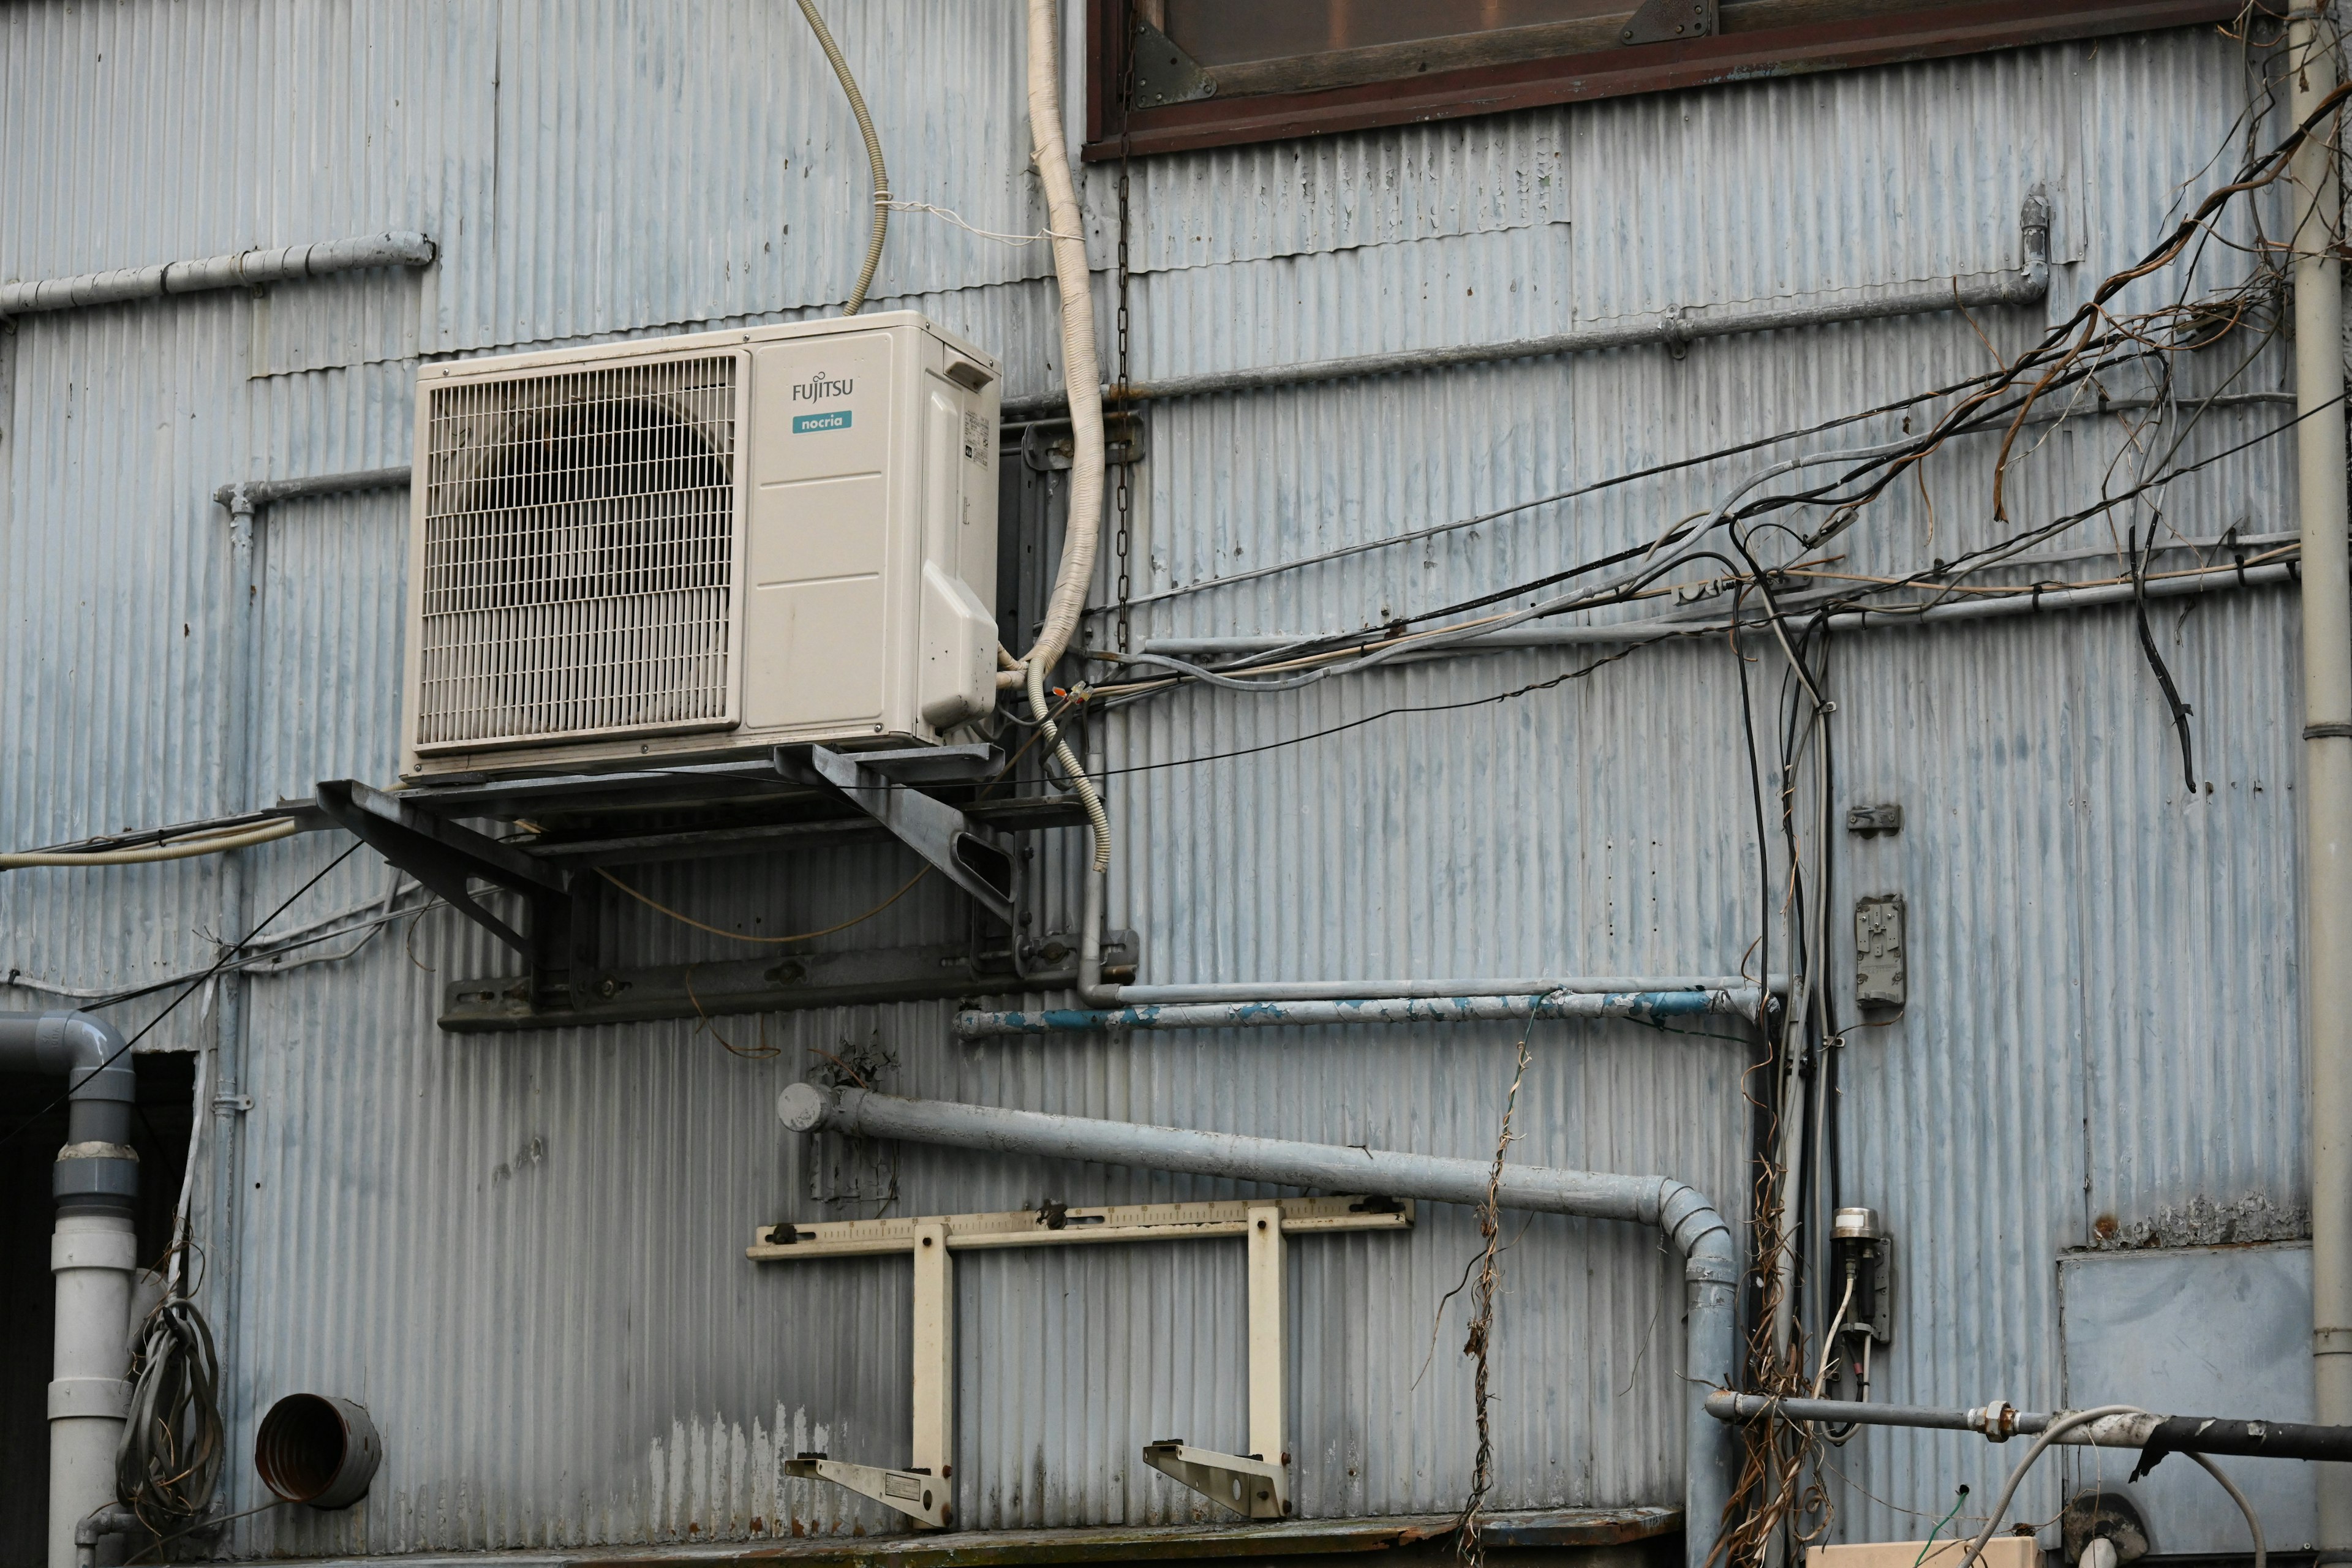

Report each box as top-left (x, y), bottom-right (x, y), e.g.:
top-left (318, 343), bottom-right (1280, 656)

top-left (48, 1376), bottom-right (132, 1420)
top-left (51, 1227), bottom-right (139, 1271)
top-left (2305, 722), bottom-right (2352, 739)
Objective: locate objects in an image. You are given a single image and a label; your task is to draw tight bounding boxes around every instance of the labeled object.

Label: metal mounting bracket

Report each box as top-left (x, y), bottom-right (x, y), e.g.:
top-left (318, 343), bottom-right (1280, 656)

top-left (754, 1197), bottom-right (1401, 1528)
top-left (315, 778), bottom-right (580, 1003)
top-left (1619, 0), bottom-right (1717, 45)
top-left (783, 1455), bottom-right (953, 1529)
top-left (1140, 1442), bottom-right (1287, 1520)
top-left (783, 745), bottom-right (1017, 924)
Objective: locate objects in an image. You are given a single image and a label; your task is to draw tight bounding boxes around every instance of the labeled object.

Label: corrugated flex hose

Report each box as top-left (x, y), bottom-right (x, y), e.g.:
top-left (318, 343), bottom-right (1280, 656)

top-left (115, 1293), bottom-right (224, 1536)
top-left (795, 0), bottom-right (889, 315)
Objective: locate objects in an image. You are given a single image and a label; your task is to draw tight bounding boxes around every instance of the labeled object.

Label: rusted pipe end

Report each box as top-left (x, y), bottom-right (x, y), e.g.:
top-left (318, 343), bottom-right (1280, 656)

top-left (256, 1393), bottom-right (382, 1509)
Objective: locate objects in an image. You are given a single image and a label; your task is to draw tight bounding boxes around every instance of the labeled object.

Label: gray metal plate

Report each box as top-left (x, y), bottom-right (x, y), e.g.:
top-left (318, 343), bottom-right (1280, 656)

top-left (2057, 1243), bottom-right (2316, 1552)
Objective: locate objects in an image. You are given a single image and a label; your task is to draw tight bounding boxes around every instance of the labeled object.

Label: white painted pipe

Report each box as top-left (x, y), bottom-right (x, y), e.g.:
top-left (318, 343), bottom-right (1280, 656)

top-left (48, 1216), bottom-right (137, 1568)
top-left (2289, 14), bottom-right (2352, 1557)
top-left (0, 1013), bottom-right (141, 1568)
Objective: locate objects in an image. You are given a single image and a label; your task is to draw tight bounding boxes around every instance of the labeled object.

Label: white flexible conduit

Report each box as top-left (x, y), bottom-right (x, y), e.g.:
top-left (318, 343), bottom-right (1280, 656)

top-left (794, 0), bottom-right (890, 316)
top-left (1008, 0), bottom-right (1107, 689)
top-left (0, 817), bottom-right (297, 870)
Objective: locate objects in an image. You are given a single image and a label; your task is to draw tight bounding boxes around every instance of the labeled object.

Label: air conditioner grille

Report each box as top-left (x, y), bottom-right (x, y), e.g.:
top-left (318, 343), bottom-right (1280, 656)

top-left (416, 355), bottom-right (740, 750)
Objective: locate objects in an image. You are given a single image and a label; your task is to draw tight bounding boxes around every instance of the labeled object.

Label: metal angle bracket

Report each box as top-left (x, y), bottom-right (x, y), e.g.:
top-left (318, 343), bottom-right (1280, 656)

top-left (1620, 0), bottom-right (1717, 45)
top-left (1140, 1442), bottom-right (1289, 1520)
top-left (781, 744), bottom-right (1017, 924)
top-left (315, 778), bottom-right (574, 973)
top-left (783, 1454), bottom-right (954, 1529)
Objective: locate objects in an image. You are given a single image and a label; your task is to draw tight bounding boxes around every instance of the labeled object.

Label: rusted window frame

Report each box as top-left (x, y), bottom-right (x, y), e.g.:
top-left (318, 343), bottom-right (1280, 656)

top-left (1082, 0), bottom-right (2249, 160)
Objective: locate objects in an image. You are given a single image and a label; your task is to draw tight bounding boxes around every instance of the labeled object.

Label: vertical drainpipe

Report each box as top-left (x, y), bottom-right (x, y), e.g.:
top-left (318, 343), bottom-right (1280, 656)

top-left (2291, 13), bottom-right (2352, 1556)
top-left (206, 488), bottom-right (263, 1506)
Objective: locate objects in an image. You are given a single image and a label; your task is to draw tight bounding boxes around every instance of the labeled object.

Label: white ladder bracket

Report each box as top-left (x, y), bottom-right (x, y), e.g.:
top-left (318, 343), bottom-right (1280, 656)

top-left (1140, 1441), bottom-right (1289, 1519)
top-left (782, 1454), bottom-right (954, 1529)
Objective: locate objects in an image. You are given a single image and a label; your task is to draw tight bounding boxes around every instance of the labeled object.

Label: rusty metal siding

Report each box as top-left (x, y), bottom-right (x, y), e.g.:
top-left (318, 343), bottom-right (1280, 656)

top-left (0, 0), bottom-right (2317, 1553)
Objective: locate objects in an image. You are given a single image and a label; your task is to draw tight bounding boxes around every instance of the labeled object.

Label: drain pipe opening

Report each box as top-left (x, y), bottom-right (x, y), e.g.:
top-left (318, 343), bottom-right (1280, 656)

top-left (255, 1393), bottom-right (383, 1509)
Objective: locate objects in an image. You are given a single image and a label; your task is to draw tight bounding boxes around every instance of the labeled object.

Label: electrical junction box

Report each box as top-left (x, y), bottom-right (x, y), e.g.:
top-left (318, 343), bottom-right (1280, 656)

top-left (1855, 894), bottom-right (1907, 1008)
top-left (398, 311), bottom-right (1001, 782)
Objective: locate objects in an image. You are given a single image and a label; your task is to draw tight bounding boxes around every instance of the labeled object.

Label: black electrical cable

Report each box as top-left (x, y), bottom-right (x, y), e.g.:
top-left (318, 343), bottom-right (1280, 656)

top-left (0, 840), bottom-right (363, 1154)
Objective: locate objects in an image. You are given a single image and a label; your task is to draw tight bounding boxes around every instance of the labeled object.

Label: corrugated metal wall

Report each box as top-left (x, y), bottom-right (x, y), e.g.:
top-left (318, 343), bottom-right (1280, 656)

top-left (0, 0), bottom-right (2314, 1553)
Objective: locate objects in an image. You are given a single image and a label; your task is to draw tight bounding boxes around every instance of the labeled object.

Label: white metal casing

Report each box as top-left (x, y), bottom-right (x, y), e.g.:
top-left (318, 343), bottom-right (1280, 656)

top-left (398, 311), bottom-right (1001, 780)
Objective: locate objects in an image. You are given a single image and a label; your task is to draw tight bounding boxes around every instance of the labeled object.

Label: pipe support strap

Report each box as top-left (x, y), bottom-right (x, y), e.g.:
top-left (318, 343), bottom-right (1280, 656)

top-left (47, 1378), bottom-right (131, 1420)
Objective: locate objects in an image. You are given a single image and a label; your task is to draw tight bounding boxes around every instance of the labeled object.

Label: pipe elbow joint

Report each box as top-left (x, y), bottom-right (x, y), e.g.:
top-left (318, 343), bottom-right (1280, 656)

top-left (1657, 1180), bottom-right (1736, 1281)
top-left (5, 1011), bottom-right (134, 1104)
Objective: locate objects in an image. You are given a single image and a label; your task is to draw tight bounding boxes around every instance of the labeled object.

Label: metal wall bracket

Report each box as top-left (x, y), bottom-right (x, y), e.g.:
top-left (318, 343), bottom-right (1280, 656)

top-left (316, 778), bottom-right (580, 1005)
top-left (1131, 18), bottom-right (1216, 107)
top-left (783, 1455), bottom-right (952, 1529)
top-left (323, 747), bottom-right (1110, 1031)
top-left (1141, 1443), bottom-right (1287, 1520)
top-left (782, 744), bottom-right (1017, 924)
top-left (1019, 411), bottom-right (1147, 472)
top-left (754, 1197), bottom-right (1389, 1525)
top-left (1620, 0), bottom-right (1718, 45)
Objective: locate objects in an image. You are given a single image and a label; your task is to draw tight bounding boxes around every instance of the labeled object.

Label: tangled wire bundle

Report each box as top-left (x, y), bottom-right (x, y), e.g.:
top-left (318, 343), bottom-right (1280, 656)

top-left (116, 1292), bottom-right (225, 1537)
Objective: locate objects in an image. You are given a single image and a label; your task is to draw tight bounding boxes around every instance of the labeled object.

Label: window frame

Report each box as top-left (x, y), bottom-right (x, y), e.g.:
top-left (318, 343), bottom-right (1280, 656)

top-left (1082, 0), bottom-right (2250, 160)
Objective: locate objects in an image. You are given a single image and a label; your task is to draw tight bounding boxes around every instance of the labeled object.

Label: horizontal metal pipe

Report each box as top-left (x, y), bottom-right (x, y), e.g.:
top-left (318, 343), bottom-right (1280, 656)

top-left (212, 466), bottom-right (413, 510)
top-left (1142, 561), bottom-right (2296, 660)
top-left (1, 232), bottom-right (435, 317)
top-left (955, 987), bottom-right (1761, 1038)
top-left (1706, 1393), bottom-right (2352, 1461)
top-left (778, 1086), bottom-right (1738, 1566)
top-left (1106, 974), bottom-right (1777, 1005)
top-left (1002, 212), bottom-right (2046, 420)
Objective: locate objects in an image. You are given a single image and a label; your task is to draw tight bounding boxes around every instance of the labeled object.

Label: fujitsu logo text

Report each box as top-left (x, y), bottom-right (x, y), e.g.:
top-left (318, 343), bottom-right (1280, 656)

top-left (792, 371), bottom-right (854, 401)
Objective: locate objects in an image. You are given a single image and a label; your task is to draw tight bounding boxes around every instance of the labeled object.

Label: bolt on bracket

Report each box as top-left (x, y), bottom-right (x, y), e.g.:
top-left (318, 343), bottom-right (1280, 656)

top-left (783, 1454), bottom-right (954, 1529)
top-left (1141, 1441), bottom-right (1289, 1519)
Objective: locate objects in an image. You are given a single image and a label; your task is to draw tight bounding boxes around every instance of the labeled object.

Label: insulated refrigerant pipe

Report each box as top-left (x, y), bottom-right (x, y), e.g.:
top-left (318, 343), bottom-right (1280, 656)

top-left (777, 1084), bottom-right (1739, 1568)
top-left (2290, 9), bottom-right (2352, 1556)
top-left (1706, 1392), bottom-right (2352, 1463)
top-left (956, 986), bottom-right (1764, 1037)
top-left (0, 1012), bottom-right (140, 1568)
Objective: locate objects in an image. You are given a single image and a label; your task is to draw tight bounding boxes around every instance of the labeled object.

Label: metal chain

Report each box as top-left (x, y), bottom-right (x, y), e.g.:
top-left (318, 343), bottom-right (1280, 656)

top-left (1112, 9), bottom-right (1137, 653)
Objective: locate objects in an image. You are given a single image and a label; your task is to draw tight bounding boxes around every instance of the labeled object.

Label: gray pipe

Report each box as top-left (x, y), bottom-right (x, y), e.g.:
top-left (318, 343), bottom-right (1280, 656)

top-left (1104, 975), bottom-right (1771, 1004)
top-left (777, 1085), bottom-right (1737, 1567)
top-left (0, 1012), bottom-right (137, 1212)
top-left (0, 232), bottom-right (436, 317)
top-left (212, 466), bottom-right (412, 510)
top-left (956, 986), bottom-right (1763, 1038)
top-left (1001, 195), bottom-right (2047, 420)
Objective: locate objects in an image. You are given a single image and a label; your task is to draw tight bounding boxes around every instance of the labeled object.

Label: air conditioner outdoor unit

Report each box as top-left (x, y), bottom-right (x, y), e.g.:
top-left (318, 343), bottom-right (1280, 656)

top-left (398, 311), bottom-right (1001, 782)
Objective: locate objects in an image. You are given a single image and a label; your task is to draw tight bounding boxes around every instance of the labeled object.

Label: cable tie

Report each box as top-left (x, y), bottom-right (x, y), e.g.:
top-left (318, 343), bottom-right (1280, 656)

top-left (2304, 722), bottom-right (2352, 740)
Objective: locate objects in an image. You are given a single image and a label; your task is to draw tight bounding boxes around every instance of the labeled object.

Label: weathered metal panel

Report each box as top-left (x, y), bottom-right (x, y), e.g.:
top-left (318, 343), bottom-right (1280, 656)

top-left (2059, 1244), bottom-right (2318, 1551)
top-left (0, 0), bottom-right (2318, 1555)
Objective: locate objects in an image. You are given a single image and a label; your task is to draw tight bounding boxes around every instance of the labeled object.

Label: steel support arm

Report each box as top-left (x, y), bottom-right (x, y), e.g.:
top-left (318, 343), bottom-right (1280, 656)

top-left (777, 1086), bottom-right (1736, 1568)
